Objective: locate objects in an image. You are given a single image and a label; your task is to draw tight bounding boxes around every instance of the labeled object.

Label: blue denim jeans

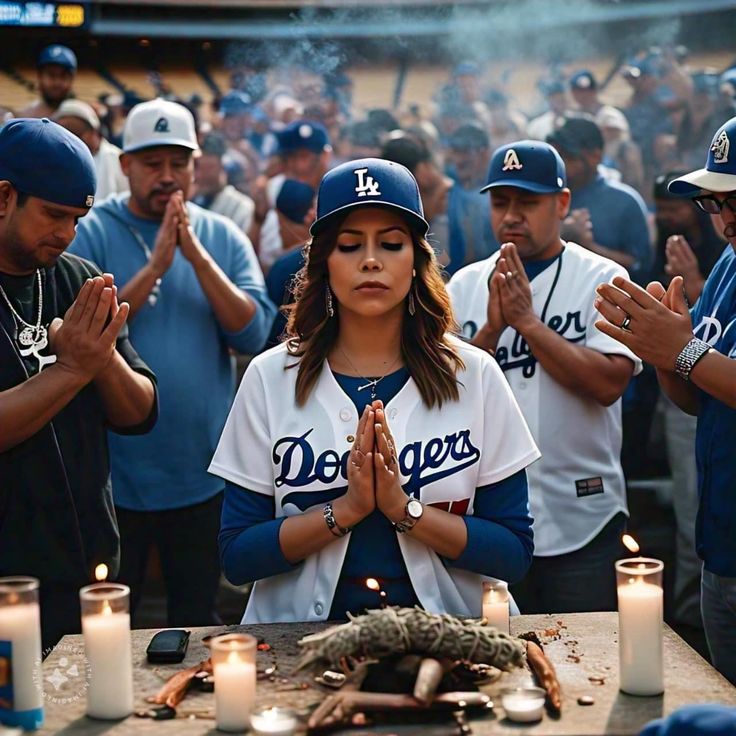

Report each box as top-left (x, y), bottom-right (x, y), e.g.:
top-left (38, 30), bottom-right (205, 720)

top-left (701, 568), bottom-right (736, 685)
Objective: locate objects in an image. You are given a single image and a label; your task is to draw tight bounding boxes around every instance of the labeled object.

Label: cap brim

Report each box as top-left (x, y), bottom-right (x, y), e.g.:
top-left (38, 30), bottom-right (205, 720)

top-left (668, 168), bottom-right (736, 196)
top-left (480, 180), bottom-right (563, 194)
top-left (123, 139), bottom-right (199, 154)
top-left (310, 201), bottom-right (429, 237)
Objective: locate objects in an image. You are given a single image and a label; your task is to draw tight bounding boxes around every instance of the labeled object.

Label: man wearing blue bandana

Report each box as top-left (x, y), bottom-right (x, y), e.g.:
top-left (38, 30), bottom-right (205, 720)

top-left (0, 119), bottom-right (158, 650)
top-left (595, 116), bottom-right (736, 685)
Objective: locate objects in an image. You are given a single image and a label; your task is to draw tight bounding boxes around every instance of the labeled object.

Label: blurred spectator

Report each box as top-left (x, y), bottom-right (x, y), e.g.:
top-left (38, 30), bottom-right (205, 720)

top-left (217, 90), bottom-right (261, 182)
top-left (451, 61), bottom-right (492, 128)
top-left (381, 133), bottom-right (456, 272)
top-left (53, 99), bottom-right (128, 201)
top-left (650, 171), bottom-right (726, 630)
top-left (485, 88), bottom-right (527, 148)
top-left (254, 120), bottom-right (331, 269)
top-left (597, 107), bottom-right (645, 194)
top-left (193, 132), bottom-right (256, 234)
top-left (19, 45), bottom-right (76, 119)
top-left (527, 79), bottom-right (570, 141)
top-left (548, 116), bottom-right (652, 283)
top-left (333, 120), bottom-right (382, 165)
top-left (445, 123), bottom-right (498, 265)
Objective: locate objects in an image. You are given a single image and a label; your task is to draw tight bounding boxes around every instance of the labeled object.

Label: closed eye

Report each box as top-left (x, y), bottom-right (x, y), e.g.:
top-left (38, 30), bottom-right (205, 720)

top-left (382, 242), bottom-right (404, 250)
top-left (336, 244), bottom-right (361, 253)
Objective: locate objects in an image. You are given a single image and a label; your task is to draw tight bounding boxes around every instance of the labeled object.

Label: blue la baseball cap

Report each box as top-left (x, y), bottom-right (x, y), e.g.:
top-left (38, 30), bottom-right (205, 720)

top-left (570, 70), bottom-right (597, 91)
top-left (38, 45), bottom-right (77, 71)
top-left (481, 140), bottom-right (567, 195)
top-left (0, 118), bottom-right (96, 208)
top-left (219, 90), bottom-right (252, 118)
top-left (276, 120), bottom-right (331, 156)
top-left (310, 157), bottom-right (428, 237)
top-left (668, 116), bottom-right (736, 195)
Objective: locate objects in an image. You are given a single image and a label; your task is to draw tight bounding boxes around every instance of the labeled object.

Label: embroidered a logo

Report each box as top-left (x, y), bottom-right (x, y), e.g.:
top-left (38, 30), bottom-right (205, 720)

top-left (85, 195), bottom-right (94, 207)
top-left (711, 130), bottom-right (729, 164)
top-left (502, 149), bottom-right (523, 171)
top-left (154, 117), bottom-right (170, 133)
top-left (354, 167), bottom-right (381, 197)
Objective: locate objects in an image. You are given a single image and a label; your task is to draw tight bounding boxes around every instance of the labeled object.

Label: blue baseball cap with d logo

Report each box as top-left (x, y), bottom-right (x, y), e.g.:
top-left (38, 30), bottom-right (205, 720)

top-left (668, 116), bottom-right (736, 195)
top-left (310, 158), bottom-right (429, 236)
top-left (481, 140), bottom-right (567, 195)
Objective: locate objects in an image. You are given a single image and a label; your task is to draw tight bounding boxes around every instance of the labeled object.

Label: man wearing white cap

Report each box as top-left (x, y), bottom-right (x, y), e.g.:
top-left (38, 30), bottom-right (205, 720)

top-left (595, 116), bottom-right (736, 684)
top-left (69, 99), bottom-right (276, 627)
top-left (54, 99), bottom-right (128, 201)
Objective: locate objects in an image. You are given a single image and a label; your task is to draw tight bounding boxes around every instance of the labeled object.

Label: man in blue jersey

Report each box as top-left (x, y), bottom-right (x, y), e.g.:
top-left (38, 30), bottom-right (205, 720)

top-left (70, 99), bottom-right (275, 626)
top-left (595, 116), bottom-right (736, 685)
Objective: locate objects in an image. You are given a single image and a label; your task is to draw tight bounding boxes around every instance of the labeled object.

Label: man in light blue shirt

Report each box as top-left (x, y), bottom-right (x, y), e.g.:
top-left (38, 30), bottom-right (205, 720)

top-left (70, 99), bottom-right (275, 626)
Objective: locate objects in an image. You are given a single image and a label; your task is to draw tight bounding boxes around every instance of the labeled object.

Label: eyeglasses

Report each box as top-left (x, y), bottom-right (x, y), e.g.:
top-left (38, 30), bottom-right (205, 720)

top-left (692, 194), bottom-right (736, 215)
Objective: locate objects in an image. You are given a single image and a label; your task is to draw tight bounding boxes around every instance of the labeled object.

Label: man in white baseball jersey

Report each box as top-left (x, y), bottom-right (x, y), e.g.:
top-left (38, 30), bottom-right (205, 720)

top-left (448, 140), bottom-right (642, 613)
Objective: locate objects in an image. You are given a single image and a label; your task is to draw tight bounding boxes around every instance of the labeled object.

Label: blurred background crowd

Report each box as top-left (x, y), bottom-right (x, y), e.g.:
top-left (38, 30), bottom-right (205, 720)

top-left (1, 0), bottom-right (735, 652)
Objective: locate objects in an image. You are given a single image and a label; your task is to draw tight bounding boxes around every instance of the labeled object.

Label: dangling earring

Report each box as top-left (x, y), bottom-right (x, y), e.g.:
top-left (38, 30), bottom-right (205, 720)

top-left (408, 286), bottom-right (416, 316)
top-left (325, 284), bottom-right (334, 318)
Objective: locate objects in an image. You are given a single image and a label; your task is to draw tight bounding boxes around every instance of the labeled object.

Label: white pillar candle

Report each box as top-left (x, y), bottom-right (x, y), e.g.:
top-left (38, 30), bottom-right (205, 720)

top-left (82, 608), bottom-right (134, 719)
top-left (0, 578), bottom-right (43, 731)
top-left (482, 581), bottom-right (510, 633)
top-left (214, 653), bottom-right (256, 732)
top-left (616, 558), bottom-right (664, 696)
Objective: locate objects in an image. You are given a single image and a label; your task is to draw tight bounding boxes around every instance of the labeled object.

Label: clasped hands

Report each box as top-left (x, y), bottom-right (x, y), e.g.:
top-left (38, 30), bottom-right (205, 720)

top-left (343, 400), bottom-right (408, 526)
top-left (49, 274), bottom-right (129, 383)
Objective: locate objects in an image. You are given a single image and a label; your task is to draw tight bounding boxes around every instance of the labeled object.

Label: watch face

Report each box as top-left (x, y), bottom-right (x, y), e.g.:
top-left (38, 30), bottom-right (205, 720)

top-left (407, 499), bottom-right (423, 519)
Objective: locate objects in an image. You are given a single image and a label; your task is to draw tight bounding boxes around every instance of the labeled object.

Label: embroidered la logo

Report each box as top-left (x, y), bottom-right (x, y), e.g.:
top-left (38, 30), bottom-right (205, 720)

top-left (154, 117), bottom-right (170, 133)
top-left (711, 130), bottom-right (729, 164)
top-left (354, 167), bottom-right (381, 197)
top-left (502, 149), bottom-right (523, 171)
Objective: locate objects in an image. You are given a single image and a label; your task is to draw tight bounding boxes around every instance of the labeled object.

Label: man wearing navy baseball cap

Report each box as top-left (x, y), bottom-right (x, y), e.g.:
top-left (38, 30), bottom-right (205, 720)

top-left (448, 140), bottom-right (641, 615)
top-left (0, 119), bottom-right (157, 653)
top-left (69, 99), bottom-right (275, 629)
top-left (595, 115), bottom-right (736, 685)
top-left (18, 45), bottom-right (77, 120)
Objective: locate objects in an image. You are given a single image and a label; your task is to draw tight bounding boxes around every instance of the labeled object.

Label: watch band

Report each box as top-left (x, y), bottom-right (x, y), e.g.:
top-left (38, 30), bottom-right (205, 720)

top-left (394, 499), bottom-right (423, 534)
top-left (323, 502), bottom-right (351, 537)
top-left (674, 337), bottom-right (712, 381)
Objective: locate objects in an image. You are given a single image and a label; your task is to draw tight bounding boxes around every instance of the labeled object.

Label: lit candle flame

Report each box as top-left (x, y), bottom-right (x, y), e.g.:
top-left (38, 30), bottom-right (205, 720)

top-left (227, 650), bottom-right (239, 664)
top-left (102, 600), bottom-right (112, 616)
top-left (622, 534), bottom-right (640, 554)
top-left (95, 563), bottom-right (108, 582)
top-left (365, 578), bottom-right (380, 591)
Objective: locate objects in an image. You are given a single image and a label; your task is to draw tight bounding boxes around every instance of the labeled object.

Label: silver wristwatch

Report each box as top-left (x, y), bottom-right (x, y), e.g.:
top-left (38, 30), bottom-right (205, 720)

top-left (674, 337), bottom-right (712, 381)
top-left (394, 498), bottom-right (424, 533)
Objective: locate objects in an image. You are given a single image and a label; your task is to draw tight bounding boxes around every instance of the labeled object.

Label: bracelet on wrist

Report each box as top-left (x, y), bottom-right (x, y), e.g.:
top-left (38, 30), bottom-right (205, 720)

top-left (323, 502), bottom-right (351, 538)
top-left (674, 337), bottom-right (712, 381)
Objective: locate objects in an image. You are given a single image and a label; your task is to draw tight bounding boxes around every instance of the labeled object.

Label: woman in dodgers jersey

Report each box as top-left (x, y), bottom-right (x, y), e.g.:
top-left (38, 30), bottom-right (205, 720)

top-left (209, 158), bottom-right (540, 624)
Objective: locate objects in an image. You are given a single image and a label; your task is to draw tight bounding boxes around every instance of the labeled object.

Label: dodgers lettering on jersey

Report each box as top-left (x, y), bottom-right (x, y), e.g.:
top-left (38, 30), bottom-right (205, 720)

top-left (447, 242), bottom-right (641, 557)
top-left (274, 426), bottom-right (481, 512)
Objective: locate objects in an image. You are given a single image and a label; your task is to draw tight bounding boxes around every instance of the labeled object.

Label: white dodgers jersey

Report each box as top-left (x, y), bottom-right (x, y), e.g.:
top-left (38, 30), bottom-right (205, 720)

top-left (448, 242), bottom-right (642, 556)
top-left (209, 336), bottom-right (540, 623)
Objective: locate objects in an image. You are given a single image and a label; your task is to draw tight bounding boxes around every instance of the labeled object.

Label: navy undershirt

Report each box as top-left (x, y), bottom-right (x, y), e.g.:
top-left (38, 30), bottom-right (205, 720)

top-left (218, 367), bottom-right (534, 619)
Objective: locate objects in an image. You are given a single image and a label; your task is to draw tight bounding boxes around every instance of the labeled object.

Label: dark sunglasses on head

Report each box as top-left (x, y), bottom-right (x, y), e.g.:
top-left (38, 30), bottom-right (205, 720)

top-left (691, 193), bottom-right (736, 215)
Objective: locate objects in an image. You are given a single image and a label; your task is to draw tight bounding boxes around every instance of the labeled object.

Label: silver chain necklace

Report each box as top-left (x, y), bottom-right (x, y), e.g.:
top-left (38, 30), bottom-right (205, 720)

top-left (0, 269), bottom-right (57, 371)
top-left (338, 346), bottom-right (401, 401)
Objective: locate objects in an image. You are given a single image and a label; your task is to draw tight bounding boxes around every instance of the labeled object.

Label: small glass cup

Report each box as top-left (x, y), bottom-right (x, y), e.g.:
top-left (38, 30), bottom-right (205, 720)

top-left (79, 583), bottom-right (133, 719)
top-left (0, 577), bottom-right (43, 730)
top-left (250, 706), bottom-right (298, 736)
top-left (615, 557), bottom-right (664, 696)
top-left (482, 580), bottom-right (510, 633)
top-left (211, 634), bottom-right (257, 732)
top-left (501, 686), bottom-right (545, 722)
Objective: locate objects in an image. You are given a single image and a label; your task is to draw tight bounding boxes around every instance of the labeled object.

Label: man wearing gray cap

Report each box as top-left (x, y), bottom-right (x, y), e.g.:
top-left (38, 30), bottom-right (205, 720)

top-left (69, 99), bottom-right (275, 627)
top-left (595, 116), bottom-right (736, 684)
top-left (0, 119), bottom-right (157, 649)
top-left (54, 99), bottom-right (128, 201)
top-left (18, 45), bottom-right (77, 119)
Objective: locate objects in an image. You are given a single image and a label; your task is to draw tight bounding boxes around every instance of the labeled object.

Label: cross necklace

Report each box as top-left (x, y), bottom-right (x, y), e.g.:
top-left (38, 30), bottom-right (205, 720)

top-left (0, 269), bottom-right (57, 372)
top-left (338, 347), bottom-right (401, 401)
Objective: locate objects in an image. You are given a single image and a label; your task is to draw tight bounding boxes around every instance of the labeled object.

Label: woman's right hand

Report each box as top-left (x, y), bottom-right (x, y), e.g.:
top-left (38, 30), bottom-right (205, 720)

top-left (341, 404), bottom-right (376, 521)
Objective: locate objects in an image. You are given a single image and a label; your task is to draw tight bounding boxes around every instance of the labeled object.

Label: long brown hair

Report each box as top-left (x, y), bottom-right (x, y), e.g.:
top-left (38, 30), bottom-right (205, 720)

top-left (284, 208), bottom-right (465, 408)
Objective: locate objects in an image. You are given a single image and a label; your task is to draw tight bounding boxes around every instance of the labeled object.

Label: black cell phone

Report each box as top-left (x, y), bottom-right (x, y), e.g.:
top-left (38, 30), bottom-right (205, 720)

top-left (146, 629), bottom-right (190, 664)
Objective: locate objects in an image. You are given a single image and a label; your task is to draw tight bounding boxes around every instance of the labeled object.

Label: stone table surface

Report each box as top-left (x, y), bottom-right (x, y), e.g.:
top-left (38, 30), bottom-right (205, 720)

top-left (36, 612), bottom-right (735, 735)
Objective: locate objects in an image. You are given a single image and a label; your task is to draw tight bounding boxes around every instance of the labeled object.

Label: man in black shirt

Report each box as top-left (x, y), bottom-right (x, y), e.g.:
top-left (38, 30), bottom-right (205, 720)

top-left (0, 119), bottom-right (157, 649)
